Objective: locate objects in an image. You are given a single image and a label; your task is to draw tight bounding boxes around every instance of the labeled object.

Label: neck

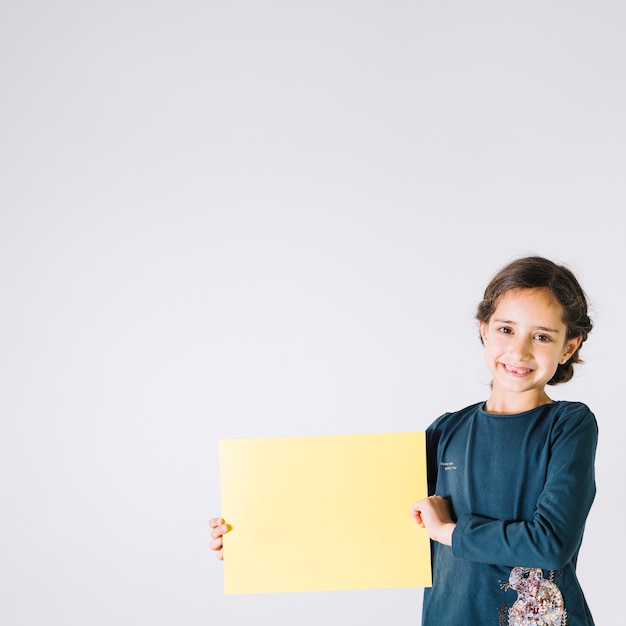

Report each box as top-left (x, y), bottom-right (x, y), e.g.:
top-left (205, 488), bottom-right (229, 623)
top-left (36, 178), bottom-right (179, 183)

top-left (484, 390), bottom-right (553, 415)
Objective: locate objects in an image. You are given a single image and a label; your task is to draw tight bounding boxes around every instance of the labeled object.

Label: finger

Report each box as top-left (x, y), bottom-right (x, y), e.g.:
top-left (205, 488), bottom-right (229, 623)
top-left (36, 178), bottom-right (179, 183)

top-left (209, 517), bottom-right (225, 529)
top-left (217, 549), bottom-right (223, 561)
top-left (212, 523), bottom-right (230, 540)
top-left (209, 536), bottom-right (223, 551)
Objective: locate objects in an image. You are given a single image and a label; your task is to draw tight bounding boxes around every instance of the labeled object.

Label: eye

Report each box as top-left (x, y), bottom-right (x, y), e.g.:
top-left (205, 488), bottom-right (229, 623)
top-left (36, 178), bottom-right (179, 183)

top-left (534, 334), bottom-right (552, 343)
top-left (497, 326), bottom-right (513, 335)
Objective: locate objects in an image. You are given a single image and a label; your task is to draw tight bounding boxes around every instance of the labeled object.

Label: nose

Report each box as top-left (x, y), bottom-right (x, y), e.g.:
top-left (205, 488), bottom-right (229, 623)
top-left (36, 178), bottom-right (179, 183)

top-left (509, 335), bottom-right (532, 361)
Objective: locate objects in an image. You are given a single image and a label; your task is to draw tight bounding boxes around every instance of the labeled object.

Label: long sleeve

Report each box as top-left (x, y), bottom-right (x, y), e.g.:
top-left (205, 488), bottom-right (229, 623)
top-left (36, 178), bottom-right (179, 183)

top-left (451, 404), bottom-right (597, 569)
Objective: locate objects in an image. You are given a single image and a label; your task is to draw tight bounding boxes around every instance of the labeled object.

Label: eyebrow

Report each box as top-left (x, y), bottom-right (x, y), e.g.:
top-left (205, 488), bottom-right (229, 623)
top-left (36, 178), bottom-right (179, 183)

top-left (492, 319), bottom-right (562, 334)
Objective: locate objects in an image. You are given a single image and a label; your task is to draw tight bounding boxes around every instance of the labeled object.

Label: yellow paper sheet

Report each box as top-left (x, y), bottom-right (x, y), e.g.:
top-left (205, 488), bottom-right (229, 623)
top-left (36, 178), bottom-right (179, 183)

top-left (219, 431), bottom-right (431, 594)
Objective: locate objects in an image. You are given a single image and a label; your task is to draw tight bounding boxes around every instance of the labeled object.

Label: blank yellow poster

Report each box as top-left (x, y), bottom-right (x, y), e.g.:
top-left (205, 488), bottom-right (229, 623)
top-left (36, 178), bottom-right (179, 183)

top-left (219, 431), bottom-right (431, 594)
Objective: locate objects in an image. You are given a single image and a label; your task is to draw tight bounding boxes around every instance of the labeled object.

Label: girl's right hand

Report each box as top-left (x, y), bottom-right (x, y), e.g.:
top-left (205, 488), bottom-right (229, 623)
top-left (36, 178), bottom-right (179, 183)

top-left (209, 517), bottom-right (230, 560)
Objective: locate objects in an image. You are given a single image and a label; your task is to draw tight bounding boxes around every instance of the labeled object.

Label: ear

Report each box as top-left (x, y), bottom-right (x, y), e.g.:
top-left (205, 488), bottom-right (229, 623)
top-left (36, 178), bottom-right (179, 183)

top-left (560, 336), bottom-right (583, 364)
top-left (479, 321), bottom-right (489, 345)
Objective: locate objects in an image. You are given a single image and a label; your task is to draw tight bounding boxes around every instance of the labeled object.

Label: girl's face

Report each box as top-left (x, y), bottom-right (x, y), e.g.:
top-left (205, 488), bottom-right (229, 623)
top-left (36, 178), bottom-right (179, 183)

top-left (478, 287), bottom-right (582, 411)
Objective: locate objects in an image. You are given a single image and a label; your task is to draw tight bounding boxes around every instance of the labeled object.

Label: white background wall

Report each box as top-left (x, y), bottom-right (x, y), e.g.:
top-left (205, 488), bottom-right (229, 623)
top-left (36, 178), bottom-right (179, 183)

top-left (1, 2), bottom-right (623, 624)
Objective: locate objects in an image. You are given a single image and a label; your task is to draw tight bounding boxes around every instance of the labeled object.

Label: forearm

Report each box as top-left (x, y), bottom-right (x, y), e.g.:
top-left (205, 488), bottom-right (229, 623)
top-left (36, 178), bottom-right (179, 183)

top-left (452, 512), bottom-right (584, 570)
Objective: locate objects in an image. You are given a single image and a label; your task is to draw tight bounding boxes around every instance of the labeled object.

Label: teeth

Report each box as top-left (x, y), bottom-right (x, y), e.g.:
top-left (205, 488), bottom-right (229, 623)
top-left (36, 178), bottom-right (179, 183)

top-left (505, 364), bottom-right (530, 374)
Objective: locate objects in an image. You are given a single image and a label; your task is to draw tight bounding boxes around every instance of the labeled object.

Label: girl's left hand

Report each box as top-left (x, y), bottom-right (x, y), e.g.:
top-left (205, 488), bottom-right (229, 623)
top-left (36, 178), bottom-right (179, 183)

top-left (411, 495), bottom-right (456, 546)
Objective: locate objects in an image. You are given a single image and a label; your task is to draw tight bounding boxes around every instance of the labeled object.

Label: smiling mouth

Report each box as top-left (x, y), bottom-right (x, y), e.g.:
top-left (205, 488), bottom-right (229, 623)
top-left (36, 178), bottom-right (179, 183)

top-left (501, 363), bottom-right (533, 376)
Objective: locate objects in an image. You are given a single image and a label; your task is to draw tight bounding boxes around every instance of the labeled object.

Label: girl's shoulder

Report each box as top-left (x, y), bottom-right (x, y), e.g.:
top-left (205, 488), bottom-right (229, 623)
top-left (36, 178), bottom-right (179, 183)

top-left (550, 399), bottom-right (594, 415)
top-left (548, 400), bottom-right (598, 433)
top-left (426, 401), bottom-right (484, 433)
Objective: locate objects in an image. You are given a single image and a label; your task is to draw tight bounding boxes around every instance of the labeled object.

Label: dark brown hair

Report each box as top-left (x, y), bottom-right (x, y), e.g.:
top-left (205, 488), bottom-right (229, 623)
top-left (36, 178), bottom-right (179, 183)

top-left (475, 256), bottom-right (593, 385)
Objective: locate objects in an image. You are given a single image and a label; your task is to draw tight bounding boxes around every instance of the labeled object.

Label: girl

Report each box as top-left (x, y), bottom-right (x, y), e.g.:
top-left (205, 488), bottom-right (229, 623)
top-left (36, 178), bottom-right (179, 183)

top-left (412, 255), bottom-right (597, 625)
top-left (210, 255), bottom-right (597, 625)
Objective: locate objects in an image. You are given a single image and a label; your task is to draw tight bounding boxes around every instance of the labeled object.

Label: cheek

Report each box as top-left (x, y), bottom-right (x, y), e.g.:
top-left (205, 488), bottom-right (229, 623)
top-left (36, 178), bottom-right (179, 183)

top-left (539, 348), bottom-right (564, 370)
top-left (483, 341), bottom-right (500, 365)
top-left (483, 334), bottom-right (503, 354)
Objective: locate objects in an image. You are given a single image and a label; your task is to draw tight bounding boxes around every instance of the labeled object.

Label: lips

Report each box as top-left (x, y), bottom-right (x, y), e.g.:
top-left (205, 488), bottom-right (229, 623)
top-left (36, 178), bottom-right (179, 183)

top-left (501, 363), bottom-right (533, 376)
